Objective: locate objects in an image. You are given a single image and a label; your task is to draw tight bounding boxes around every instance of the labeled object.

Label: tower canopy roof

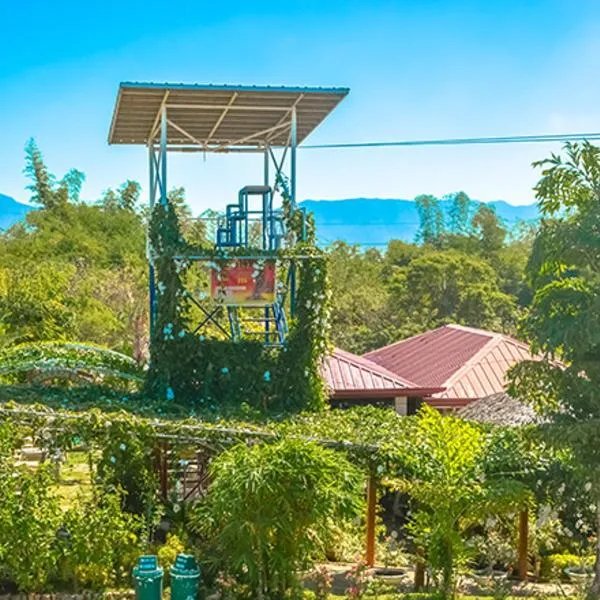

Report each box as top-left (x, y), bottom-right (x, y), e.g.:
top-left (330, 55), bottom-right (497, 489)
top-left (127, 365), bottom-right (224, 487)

top-left (108, 82), bottom-right (349, 151)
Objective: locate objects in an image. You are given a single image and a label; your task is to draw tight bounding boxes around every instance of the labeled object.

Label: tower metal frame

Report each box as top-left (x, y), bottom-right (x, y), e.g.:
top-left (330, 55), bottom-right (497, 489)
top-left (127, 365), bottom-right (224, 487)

top-left (109, 82), bottom-right (348, 344)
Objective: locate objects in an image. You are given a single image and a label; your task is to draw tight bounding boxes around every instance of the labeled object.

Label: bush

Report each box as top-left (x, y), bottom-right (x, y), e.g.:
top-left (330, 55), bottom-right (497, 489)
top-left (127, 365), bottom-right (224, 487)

top-left (191, 438), bottom-right (364, 599)
top-left (157, 534), bottom-right (186, 585)
top-left (58, 489), bottom-right (144, 590)
top-left (540, 553), bottom-right (594, 581)
top-left (0, 461), bottom-right (61, 592)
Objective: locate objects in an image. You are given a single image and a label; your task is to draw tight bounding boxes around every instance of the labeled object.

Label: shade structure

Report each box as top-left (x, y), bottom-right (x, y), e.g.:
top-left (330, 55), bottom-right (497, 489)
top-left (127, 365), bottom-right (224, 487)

top-left (108, 82), bottom-right (349, 150)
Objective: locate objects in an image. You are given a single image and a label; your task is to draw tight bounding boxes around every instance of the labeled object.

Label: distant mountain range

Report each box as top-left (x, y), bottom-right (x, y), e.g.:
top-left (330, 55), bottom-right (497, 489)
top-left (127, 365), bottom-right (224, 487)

top-left (0, 193), bottom-right (539, 246)
top-left (299, 198), bottom-right (539, 246)
top-left (0, 194), bottom-right (32, 230)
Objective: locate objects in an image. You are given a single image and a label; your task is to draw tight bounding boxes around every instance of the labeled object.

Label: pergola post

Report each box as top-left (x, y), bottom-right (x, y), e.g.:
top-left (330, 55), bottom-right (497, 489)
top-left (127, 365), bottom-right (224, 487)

top-left (518, 508), bottom-right (529, 581)
top-left (366, 472), bottom-right (377, 567)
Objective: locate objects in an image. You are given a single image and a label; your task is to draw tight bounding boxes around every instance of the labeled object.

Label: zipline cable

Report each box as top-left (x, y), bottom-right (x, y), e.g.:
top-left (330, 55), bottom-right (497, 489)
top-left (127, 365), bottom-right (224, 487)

top-left (302, 132), bottom-right (600, 150)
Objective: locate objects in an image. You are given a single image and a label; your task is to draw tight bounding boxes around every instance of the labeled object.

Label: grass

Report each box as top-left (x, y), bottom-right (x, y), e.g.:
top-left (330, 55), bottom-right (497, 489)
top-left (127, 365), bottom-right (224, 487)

top-left (54, 449), bottom-right (92, 507)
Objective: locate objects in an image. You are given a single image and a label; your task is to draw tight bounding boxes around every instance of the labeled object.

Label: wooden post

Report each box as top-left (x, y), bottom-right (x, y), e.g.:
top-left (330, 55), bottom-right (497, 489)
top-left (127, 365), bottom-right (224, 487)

top-left (366, 473), bottom-right (377, 567)
top-left (414, 547), bottom-right (425, 590)
top-left (159, 441), bottom-right (169, 501)
top-left (518, 508), bottom-right (529, 581)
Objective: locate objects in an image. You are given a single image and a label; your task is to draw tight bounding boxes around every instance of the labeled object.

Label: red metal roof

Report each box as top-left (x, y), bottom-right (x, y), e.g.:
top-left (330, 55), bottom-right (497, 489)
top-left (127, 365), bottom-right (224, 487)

top-left (323, 348), bottom-right (443, 399)
top-left (364, 324), bottom-right (533, 400)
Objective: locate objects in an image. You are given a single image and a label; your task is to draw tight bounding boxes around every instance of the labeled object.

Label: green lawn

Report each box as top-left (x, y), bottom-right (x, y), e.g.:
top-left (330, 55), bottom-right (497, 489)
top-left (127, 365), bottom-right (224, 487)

top-left (55, 450), bottom-right (92, 506)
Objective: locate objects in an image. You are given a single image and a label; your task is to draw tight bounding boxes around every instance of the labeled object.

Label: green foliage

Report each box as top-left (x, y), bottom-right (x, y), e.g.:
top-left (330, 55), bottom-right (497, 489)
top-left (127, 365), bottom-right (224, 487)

top-left (146, 192), bottom-right (330, 413)
top-left (415, 195), bottom-right (445, 244)
top-left (0, 463), bottom-right (61, 591)
top-left (388, 406), bottom-right (528, 598)
top-left (327, 243), bottom-right (396, 354)
top-left (192, 438), bottom-right (364, 599)
top-left (96, 416), bottom-right (159, 517)
top-left (59, 489), bottom-right (143, 590)
top-left (388, 250), bottom-right (517, 334)
top-left (1, 142), bottom-right (148, 355)
top-left (0, 341), bottom-right (144, 387)
top-left (509, 141), bottom-right (600, 596)
top-left (540, 553), bottom-right (594, 581)
top-left (157, 534), bottom-right (186, 584)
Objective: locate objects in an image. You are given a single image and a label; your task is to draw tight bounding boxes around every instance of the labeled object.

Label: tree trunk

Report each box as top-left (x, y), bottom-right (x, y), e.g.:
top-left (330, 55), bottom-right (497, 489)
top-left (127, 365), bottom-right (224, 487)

top-left (589, 503), bottom-right (600, 598)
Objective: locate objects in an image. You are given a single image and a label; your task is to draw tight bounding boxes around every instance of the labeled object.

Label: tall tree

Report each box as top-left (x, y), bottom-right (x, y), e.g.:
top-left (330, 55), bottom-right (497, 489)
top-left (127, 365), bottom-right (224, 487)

top-left (415, 194), bottom-right (445, 245)
top-left (446, 191), bottom-right (473, 236)
top-left (23, 139), bottom-right (85, 208)
top-left (471, 203), bottom-right (506, 256)
top-left (510, 142), bottom-right (600, 596)
top-left (23, 139), bottom-right (55, 208)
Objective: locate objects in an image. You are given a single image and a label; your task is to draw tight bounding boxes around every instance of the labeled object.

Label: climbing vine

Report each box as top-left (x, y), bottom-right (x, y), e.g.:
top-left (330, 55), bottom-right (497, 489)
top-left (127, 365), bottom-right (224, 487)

top-left (146, 185), bottom-right (331, 413)
top-left (0, 342), bottom-right (144, 387)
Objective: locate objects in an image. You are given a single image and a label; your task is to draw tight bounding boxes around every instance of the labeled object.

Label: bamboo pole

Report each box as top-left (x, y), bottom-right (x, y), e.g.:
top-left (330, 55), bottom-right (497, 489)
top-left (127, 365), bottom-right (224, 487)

top-left (366, 473), bottom-right (377, 567)
top-left (518, 509), bottom-right (529, 581)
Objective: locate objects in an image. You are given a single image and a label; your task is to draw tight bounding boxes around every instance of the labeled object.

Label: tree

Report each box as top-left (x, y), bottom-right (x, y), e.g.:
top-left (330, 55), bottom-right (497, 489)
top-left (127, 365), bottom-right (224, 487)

top-left (100, 181), bottom-right (141, 212)
top-left (389, 406), bottom-right (526, 598)
top-left (509, 142), bottom-right (600, 596)
top-left (446, 191), bottom-right (473, 236)
top-left (388, 250), bottom-right (517, 333)
top-left (471, 203), bottom-right (507, 257)
top-left (23, 139), bottom-right (85, 208)
top-left (415, 194), bottom-right (445, 245)
top-left (23, 139), bottom-right (55, 208)
top-left (327, 242), bottom-right (396, 353)
top-left (118, 180), bottom-right (141, 212)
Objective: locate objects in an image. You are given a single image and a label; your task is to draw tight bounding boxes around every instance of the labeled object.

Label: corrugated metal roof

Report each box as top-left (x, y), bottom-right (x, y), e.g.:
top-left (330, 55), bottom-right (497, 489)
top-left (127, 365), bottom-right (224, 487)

top-left (324, 348), bottom-right (416, 391)
top-left (364, 324), bottom-right (534, 400)
top-left (323, 348), bottom-right (444, 399)
top-left (108, 82), bottom-right (348, 149)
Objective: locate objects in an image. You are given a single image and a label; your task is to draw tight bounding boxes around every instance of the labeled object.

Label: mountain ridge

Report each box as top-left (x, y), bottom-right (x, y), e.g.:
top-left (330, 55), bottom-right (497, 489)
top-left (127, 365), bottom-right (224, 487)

top-left (299, 198), bottom-right (539, 245)
top-left (0, 193), bottom-right (539, 246)
top-left (0, 194), bottom-right (32, 230)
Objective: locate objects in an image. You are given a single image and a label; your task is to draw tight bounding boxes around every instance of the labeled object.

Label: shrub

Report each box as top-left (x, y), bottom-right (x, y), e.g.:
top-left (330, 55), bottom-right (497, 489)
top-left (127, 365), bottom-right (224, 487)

top-left (540, 553), bottom-right (595, 581)
top-left (157, 533), bottom-right (185, 584)
top-left (192, 438), bottom-right (363, 599)
top-left (58, 488), bottom-right (144, 590)
top-left (0, 460), bottom-right (61, 592)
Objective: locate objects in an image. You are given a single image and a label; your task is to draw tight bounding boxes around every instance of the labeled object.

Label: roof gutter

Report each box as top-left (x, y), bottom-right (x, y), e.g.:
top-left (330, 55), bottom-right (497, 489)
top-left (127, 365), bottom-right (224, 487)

top-left (331, 387), bottom-right (445, 400)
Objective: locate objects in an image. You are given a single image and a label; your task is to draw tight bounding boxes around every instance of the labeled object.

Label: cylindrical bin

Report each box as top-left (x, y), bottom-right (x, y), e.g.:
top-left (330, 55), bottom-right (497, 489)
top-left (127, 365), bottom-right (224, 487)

top-left (170, 554), bottom-right (200, 600)
top-left (133, 555), bottom-right (164, 600)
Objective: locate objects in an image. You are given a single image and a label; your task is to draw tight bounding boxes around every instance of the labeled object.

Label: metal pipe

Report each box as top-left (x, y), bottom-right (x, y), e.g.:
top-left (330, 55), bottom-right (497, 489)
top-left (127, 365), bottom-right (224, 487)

top-left (264, 145), bottom-right (270, 187)
top-left (291, 107), bottom-right (297, 209)
top-left (160, 107), bottom-right (168, 204)
top-left (148, 144), bottom-right (157, 338)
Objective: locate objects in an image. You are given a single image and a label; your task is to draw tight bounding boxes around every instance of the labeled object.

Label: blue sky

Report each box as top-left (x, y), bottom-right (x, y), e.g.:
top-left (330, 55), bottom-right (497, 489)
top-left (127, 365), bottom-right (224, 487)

top-left (2, 0), bottom-right (600, 212)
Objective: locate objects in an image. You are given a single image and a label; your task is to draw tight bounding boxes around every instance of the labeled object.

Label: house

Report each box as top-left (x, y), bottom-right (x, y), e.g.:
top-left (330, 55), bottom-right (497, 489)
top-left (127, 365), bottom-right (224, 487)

top-left (363, 324), bottom-right (534, 411)
top-left (323, 347), bottom-right (443, 414)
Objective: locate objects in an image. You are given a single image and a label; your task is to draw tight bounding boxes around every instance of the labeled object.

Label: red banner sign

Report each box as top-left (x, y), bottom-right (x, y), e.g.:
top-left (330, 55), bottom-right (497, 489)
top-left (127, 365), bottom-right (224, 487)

top-left (210, 260), bottom-right (276, 306)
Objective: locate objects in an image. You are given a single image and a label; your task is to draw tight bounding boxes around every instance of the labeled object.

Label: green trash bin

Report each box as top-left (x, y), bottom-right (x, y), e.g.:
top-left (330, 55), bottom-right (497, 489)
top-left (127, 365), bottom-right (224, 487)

top-left (170, 554), bottom-right (200, 600)
top-left (133, 555), bottom-right (164, 600)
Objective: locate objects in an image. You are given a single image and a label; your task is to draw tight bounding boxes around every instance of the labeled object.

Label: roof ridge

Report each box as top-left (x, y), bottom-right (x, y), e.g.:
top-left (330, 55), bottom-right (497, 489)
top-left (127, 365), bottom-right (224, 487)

top-left (438, 334), bottom-right (503, 390)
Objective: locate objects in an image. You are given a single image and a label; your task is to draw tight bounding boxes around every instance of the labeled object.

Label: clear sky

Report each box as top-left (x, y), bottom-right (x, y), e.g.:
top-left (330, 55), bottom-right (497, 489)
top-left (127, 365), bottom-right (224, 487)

top-left (2, 0), bottom-right (600, 212)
